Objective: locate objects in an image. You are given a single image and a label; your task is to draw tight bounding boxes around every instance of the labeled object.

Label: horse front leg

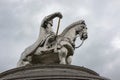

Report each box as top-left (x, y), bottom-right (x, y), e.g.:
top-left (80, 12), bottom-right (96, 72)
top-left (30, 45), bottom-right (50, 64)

top-left (66, 56), bottom-right (72, 64)
top-left (58, 47), bottom-right (68, 64)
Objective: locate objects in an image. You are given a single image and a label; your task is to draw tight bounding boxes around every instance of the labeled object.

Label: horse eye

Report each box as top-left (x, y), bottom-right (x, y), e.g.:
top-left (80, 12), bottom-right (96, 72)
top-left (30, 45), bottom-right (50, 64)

top-left (76, 30), bottom-right (79, 34)
top-left (81, 26), bottom-right (85, 29)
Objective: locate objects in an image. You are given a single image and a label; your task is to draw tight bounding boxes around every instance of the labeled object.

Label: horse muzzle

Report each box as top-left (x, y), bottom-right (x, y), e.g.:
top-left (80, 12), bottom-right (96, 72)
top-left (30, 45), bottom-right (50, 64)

top-left (80, 33), bottom-right (88, 40)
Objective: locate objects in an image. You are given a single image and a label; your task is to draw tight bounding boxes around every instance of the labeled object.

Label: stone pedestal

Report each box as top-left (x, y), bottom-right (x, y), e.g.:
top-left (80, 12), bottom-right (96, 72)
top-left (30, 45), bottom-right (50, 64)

top-left (0, 65), bottom-right (109, 80)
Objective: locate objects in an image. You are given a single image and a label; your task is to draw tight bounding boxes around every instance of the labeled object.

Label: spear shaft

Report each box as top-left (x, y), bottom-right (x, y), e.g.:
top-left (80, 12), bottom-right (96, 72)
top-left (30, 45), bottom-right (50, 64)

top-left (56, 18), bottom-right (61, 36)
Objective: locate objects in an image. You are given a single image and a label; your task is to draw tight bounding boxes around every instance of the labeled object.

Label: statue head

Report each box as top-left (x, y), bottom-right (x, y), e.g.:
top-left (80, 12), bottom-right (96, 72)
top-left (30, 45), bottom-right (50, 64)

top-left (45, 20), bottom-right (55, 34)
top-left (74, 20), bottom-right (88, 40)
top-left (79, 20), bottom-right (88, 40)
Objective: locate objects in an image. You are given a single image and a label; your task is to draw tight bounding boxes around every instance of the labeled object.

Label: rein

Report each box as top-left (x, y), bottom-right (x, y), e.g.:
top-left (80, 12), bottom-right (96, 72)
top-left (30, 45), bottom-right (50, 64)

top-left (75, 39), bottom-right (84, 49)
top-left (75, 31), bottom-right (85, 49)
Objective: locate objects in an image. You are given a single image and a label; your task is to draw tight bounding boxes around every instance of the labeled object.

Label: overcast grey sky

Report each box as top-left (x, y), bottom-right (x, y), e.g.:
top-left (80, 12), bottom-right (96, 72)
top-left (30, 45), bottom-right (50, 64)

top-left (0, 0), bottom-right (120, 80)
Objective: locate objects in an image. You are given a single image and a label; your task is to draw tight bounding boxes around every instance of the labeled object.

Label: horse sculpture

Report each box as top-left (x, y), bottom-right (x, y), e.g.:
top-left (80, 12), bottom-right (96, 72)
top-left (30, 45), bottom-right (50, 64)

top-left (33, 20), bottom-right (87, 65)
top-left (17, 13), bottom-right (88, 67)
top-left (57, 20), bottom-right (87, 64)
top-left (32, 20), bottom-right (87, 64)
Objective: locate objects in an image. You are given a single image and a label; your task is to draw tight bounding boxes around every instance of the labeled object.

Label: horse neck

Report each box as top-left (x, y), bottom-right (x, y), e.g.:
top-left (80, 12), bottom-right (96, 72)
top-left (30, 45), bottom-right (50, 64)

top-left (61, 28), bottom-right (76, 42)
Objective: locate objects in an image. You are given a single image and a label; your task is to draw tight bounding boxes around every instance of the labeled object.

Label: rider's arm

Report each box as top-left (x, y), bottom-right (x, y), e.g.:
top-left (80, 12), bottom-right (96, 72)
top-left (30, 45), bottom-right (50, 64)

top-left (45, 12), bottom-right (62, 21)
top-left (41, 12), bottom-right (62, 27)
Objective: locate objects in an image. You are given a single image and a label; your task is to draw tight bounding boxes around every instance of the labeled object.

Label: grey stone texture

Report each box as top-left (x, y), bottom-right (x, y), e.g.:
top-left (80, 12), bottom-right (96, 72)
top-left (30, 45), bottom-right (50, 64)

top-left (17, 12), bottom-right (88, 67)
top-left (0, 65), bottom-right (109, 80)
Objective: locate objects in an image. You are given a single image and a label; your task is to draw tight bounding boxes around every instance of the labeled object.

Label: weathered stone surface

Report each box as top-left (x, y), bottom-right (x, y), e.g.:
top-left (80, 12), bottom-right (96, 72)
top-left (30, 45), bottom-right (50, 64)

top-left (0, 65), bottom-right (109, 80)
top-left (17, 12), bottom-right (88, 67)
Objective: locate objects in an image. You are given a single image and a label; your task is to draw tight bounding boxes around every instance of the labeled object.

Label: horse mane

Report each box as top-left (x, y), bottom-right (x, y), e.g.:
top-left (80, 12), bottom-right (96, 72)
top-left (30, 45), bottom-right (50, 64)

top-left (59, 20), bottom-right (83, 36)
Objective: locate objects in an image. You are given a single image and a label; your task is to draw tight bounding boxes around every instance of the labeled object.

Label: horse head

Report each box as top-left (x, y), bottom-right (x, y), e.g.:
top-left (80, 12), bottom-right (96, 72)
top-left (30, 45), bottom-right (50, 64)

top-left (75, 20), bottom-right (88, 41)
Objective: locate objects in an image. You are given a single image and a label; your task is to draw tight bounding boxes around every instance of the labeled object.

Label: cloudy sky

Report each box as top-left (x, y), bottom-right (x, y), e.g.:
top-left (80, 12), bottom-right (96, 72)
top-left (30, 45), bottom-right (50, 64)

top-left (0, 0), bottom-right (120, 80)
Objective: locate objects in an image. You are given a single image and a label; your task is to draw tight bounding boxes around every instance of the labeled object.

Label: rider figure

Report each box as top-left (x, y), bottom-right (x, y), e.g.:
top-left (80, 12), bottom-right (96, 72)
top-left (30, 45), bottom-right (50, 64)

top-left (17, 12), bottom-right (63, 66)
top-left (34, 12), bottom-right (63, 55)
top-left (39, 12), bottom-right (63, 47)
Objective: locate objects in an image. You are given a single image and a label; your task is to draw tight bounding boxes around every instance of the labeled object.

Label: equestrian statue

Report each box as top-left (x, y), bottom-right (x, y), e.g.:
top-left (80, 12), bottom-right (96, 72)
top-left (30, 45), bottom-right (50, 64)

top-left (17, 12), bottom-right (88, 67)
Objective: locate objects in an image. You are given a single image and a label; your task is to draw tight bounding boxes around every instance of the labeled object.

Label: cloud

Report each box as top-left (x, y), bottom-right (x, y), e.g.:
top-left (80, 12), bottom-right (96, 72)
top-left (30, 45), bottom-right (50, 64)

top-left (111, 35), bottom-right (120, 49)
top-left (0, 0), bottom-right (120, 80)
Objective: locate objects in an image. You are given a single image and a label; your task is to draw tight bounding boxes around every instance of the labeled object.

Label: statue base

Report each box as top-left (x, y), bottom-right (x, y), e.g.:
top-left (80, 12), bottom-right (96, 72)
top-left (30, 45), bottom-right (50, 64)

top-left (0, 64), bottom-right (109, 80)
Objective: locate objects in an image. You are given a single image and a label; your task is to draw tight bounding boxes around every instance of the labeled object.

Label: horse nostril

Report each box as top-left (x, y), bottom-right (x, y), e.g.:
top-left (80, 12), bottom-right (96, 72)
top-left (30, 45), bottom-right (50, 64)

top-left (83, 34), bottom-right (88, 39)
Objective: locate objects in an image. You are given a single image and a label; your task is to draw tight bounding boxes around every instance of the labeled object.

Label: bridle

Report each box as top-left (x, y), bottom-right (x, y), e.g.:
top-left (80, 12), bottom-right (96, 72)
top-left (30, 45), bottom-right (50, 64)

top-left (75, 39), bottom-right (84, 49)
top-left (75, 27), bottom-right (86, 49)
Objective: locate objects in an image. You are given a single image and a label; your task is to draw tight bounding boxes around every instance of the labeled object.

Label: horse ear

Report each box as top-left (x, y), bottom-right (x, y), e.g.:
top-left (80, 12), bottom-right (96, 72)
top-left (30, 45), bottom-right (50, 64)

top-left (80, 20), bottom-right (85, 25)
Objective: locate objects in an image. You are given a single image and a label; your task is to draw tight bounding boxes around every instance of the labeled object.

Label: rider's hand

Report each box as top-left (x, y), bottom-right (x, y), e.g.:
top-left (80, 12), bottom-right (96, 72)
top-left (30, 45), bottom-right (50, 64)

top-left (55, 12), bottom-right (63, 19)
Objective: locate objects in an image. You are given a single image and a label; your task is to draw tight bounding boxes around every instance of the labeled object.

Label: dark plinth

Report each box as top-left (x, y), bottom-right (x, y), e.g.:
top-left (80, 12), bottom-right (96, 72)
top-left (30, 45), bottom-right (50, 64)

top-left (0, 65), bottom-right (109, 80)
